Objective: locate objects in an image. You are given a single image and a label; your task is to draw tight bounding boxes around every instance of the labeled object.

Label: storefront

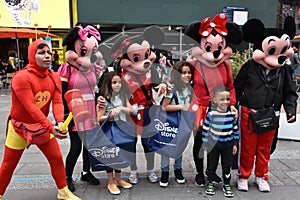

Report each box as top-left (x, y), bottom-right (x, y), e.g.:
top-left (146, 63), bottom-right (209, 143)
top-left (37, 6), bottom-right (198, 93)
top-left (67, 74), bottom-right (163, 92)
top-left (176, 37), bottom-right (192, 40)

top-left (0, 0), bottom-right (74, 66)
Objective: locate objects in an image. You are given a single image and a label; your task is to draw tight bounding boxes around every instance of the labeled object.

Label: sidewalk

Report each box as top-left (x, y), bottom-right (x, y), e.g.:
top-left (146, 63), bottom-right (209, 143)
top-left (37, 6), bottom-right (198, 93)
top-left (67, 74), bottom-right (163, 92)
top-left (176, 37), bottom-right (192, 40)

top-left (0, 93), bottom-right (300, 199)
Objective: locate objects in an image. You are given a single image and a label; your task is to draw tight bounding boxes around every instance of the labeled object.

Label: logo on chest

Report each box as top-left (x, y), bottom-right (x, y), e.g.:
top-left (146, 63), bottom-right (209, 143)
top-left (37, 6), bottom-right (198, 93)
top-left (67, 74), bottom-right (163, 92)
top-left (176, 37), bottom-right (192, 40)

top-left (35, 91), bottom-right (51, 108)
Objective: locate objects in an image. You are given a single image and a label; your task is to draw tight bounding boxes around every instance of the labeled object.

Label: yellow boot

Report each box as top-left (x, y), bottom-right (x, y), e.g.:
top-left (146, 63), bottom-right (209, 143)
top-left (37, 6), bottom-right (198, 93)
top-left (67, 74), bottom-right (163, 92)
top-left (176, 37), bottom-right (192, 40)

top-left (57, 186), bottom-right (81, 200)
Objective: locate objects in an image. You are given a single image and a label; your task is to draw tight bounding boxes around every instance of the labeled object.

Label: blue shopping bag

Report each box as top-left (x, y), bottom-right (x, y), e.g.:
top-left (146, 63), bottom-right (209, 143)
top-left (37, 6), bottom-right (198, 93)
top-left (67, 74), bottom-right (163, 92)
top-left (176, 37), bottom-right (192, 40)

top-left (85, 116), bottom-right (135, 171)
top-left (142, 105), bottom-right (195, 159)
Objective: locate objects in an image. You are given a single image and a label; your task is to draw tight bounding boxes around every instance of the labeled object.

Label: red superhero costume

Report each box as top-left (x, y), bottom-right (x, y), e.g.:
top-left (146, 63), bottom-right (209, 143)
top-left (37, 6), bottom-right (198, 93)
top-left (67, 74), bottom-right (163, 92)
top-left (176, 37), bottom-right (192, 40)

top-left (0, 40), bottom-right (80, 199)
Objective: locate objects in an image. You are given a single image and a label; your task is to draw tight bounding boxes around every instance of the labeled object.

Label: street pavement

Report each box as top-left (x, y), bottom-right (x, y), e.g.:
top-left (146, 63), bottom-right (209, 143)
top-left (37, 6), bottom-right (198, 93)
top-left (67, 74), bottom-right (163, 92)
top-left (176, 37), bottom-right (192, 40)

top-left (0, 91), bottom-right (300, 200)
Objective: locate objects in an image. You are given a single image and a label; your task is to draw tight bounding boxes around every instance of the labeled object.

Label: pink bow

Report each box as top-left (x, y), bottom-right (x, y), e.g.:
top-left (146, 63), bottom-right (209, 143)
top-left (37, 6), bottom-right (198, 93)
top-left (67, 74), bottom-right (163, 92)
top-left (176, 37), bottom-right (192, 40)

top-left (77, 25), bottom-right (101, 41)
top-left (199, 13), bottom-right (228, 37)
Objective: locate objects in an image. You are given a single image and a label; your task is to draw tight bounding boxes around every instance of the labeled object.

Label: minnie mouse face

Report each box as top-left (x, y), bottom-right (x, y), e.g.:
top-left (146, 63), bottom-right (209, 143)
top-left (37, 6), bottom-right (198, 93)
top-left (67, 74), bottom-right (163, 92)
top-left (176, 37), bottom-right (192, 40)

top-left (253, 34), bottom-right (293, 69)
top-left (121, 40), bottom-right (156, 74)
top-left (63, 25), bottom-right (103, 71)
top-left (184, 13), bottom-right (242, 68)
top-left (192, 32), bottom-right (233, 68)
top-left (111, 25), bottom-right (165, 75)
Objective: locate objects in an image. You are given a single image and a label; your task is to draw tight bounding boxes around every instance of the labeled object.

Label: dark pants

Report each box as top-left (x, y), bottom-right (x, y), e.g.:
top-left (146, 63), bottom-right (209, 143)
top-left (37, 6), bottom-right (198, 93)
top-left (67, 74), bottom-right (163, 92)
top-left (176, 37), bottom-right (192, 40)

top-left (193, 130), bottom-right (204, 173)
top-left (65, 131), bottom-right (90, 178)
top-left (207, 142), bottom-right (233, 185)
top-left (131, 137), bottom-right (155, 171)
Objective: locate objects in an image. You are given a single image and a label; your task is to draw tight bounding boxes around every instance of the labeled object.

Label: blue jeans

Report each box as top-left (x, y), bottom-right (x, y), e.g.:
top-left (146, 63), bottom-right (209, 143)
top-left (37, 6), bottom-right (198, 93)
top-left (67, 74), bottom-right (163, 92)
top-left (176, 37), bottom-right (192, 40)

top-left (161, 154), bottom-right (182, 172)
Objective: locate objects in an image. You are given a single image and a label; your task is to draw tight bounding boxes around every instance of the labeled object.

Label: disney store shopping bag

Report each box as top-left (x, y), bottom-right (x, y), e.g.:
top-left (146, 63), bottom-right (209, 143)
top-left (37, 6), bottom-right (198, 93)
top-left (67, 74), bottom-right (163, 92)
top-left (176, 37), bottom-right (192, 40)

top-left (143, 105), bottom-right (195, 158)
top-left (85, 116), bottom-right (135, 171)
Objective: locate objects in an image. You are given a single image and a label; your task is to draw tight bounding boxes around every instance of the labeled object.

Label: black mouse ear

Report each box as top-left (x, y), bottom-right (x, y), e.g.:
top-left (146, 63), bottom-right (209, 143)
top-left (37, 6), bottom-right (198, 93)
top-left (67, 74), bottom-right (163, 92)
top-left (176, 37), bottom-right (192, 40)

top-left (284, 16), bottom-right (296, 39)
top-left (226, 22), bottom-right (243, 45)
top-left (242, 19), bottom-right (266, 44)
top-left (184, 21), bottom-right (201, 44)
top-left (62, 27), bottom-right (80, 50)
top-left (142, 25), bottom-right (165, 45)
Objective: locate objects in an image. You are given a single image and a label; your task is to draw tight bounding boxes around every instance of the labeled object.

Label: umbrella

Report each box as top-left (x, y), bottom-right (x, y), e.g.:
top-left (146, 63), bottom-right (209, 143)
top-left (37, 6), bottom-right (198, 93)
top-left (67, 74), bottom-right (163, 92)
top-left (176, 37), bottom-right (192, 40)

top-left (0, 27), bottom-right (58, 69)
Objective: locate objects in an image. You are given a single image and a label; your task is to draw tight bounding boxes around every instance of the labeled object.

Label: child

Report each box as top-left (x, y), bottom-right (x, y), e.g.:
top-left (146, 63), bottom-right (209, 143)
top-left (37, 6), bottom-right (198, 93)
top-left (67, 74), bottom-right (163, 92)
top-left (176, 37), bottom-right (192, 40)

top-left (202, 86), bottom-right (239, 197)
top-left (96, 71), bottom-right (133, 195)
top-left (160, 60), bottom-right (194, 187)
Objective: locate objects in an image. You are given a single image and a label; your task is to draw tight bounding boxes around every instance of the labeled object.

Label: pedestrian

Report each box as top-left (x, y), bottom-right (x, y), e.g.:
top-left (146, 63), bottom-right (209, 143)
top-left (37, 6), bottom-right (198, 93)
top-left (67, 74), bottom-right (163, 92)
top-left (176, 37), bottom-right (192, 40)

top-left (0, 40), bottom-right (80, 200)
top-left (96, 71), bottom-right (133, 195)
top-left (58, 25), bottom-right (102, 192)
top-left (159, 52), bottom-right (167, 81)
top-left (202, 86), bottom-right (239, 197)
top-left (160, 60), bottom-right (194, 187)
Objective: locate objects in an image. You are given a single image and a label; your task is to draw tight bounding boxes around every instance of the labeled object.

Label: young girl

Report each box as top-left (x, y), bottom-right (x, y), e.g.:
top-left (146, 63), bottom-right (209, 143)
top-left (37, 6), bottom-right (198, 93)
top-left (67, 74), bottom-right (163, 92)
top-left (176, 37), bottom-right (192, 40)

top-left (160, 60), bottom-right (194, 187)
top-left (96, 71), bottom-right (133, 195)
top-left (202, 86), bottom-right (239, 197)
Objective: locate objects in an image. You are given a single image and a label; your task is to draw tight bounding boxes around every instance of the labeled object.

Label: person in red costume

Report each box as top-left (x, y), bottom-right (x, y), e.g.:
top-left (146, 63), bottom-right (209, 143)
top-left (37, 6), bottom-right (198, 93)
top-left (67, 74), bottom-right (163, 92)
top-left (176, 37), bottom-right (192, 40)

top-left (184, 13), bottom-right (243, 186)
top-left (0, 40), bottom-right (81, 200)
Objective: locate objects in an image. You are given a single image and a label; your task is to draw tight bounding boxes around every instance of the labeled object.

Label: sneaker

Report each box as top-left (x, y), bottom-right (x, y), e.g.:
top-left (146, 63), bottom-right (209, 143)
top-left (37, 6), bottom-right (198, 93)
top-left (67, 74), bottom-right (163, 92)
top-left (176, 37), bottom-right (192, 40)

top-left (159, 171), bottom-right (169, 187)
top-left (66, 177), bottom-right (75, 192)
top-left (114, 179), bottom-right (132, 189)
top-left (223, 184), bottom-right (234, 197)
top-left (195, 173), bottom-right (205, 186)
top-left (80, 171), bottom-right (100, 185)
top-left (57, 186), bottom-right (81, 200)
top-left (107, 183), bottom-right (121, 195)
top-left (255, 177), bottom-right (270, 192)
top-left (237, 178), bottom-right (248, 192)
top-left (174, 169), bottom-right (185, 184)
top-left (205, 182), bottom-right (216, 195)
top-left (148, 170), bottom-right (158, 183)
top-left (129, 170), bottom-right (138, 184)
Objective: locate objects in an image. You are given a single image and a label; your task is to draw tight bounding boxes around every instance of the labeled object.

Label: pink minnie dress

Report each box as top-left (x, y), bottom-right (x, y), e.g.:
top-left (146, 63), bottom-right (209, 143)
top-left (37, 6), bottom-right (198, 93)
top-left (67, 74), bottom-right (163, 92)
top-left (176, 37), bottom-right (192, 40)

top-left (58, 63), bottom-right (100, 132)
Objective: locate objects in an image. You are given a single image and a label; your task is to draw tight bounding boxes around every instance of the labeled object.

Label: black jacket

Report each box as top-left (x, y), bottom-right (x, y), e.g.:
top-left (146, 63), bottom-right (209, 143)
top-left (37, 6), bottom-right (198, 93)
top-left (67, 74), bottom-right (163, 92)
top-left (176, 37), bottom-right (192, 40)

top-left (234, 59), bottom-right (298, 117)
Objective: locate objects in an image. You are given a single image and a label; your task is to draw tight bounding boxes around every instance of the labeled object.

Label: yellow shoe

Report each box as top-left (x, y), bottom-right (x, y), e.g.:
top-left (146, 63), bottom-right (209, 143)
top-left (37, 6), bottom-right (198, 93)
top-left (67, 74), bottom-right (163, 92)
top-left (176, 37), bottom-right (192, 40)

top-left (107, 183), bottom-right (120, 195)
top-left (57, 186), bottom-right (81, 200)
top-left (114, 179), bottom-right (133, 189)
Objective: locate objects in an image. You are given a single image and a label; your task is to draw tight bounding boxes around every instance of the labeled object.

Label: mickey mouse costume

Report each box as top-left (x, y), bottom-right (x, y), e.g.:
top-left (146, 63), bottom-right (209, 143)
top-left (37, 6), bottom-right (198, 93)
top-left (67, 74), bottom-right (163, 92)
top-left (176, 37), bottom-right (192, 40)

top-left (234, 16), bottom-right (298, 192)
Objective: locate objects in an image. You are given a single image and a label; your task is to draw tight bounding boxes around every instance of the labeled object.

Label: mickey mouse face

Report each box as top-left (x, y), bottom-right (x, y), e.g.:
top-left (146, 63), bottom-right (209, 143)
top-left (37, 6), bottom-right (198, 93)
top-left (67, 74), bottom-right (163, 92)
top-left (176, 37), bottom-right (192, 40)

top-left (253, 34), bottom-right (294, 69)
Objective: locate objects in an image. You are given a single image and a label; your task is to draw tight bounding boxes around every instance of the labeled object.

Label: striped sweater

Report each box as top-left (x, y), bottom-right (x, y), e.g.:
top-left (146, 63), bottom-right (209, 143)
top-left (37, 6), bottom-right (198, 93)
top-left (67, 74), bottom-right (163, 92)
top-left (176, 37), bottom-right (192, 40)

top-left (202, 109), bottom-right (239, 145)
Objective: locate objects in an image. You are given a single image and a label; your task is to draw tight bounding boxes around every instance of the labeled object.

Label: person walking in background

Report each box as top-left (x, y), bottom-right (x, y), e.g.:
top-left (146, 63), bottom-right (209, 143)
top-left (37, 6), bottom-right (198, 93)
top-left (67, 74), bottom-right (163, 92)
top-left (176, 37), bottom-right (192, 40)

top-left (8, 51), bottom-right (18, 71)
top-left (159, 52), bottom-right (167, 81)
top-left (160, 60), bottom-right (194, 187)
top-left (0, 40), bottom-right (81, 200)
top-left (202, 86), bottom-right (239, 197)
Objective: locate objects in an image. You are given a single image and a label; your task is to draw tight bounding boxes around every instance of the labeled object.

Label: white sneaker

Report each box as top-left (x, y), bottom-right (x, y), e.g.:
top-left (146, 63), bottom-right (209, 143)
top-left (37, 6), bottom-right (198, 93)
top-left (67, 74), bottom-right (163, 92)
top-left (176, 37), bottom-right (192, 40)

top-left (255, 177), bottom-right (270, 192)
top-left (148, 170), bottom-right (158, 183)
top-left (237, 178), bottom-right (248, 191)
top-left (129, 170), bottom-right (138, 184)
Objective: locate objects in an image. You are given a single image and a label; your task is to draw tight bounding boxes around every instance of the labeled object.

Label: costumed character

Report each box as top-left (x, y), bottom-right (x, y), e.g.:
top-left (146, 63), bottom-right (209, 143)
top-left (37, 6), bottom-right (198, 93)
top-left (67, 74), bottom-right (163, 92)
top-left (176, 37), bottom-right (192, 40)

top-left (234, 16), bottom-right (298, 192)
top-left (184, 13), bottom-right (243, 186)
top-left (107, 25), bottom-right (166, 184)
top-left (0, 40), bottom-right (80, 200)
top-left (57, 25), bottom-right (103, 192)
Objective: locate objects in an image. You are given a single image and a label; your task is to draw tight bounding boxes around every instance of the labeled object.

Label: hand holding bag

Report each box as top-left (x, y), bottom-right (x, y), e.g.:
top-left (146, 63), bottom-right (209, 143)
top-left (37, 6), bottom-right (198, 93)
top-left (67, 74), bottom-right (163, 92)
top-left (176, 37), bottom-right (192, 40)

top-left (85, 114), bottom-right (135, 171)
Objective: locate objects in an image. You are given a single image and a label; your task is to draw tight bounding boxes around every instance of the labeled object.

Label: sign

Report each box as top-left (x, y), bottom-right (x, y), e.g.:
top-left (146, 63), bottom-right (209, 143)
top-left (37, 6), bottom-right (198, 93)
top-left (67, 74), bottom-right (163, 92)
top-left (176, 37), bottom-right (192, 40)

top-left (223, 6), bottom-right (248, 25)
top-left (0, 0), bottom-right (70, 28)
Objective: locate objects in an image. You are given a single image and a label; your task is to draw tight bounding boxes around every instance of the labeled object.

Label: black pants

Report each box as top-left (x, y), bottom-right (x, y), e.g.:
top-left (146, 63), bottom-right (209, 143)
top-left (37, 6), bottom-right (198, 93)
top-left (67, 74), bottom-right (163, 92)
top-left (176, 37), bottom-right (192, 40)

top-left (207, 142), bottom-right (233, 185)
top-left (65, 131), bottom-right (90, 178)
top-left (131, 137), bottom-right (155, 171)
top-left (193, 130), bottom-right (204, 173)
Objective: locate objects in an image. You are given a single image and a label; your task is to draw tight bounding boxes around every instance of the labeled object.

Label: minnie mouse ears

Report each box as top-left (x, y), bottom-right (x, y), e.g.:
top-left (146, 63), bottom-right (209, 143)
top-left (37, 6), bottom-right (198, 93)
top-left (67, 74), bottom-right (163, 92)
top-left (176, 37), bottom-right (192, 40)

top-left (184, 13), bottom-right (243, 45)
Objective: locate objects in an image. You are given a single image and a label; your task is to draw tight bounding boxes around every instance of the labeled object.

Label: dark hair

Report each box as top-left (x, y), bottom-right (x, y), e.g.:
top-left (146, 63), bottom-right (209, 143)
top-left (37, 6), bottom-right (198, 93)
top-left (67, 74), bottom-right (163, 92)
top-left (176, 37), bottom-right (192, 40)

top-left (99, 71), bottom-right (128, 106)
top-left (37, 43), bottom-right (48, 49)
top-left (170, 60), bottom-right (194, 92)
top-left (213, 86), bottom-right (230, 97)
top-left (8, 51), bottom-right (16, 57)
